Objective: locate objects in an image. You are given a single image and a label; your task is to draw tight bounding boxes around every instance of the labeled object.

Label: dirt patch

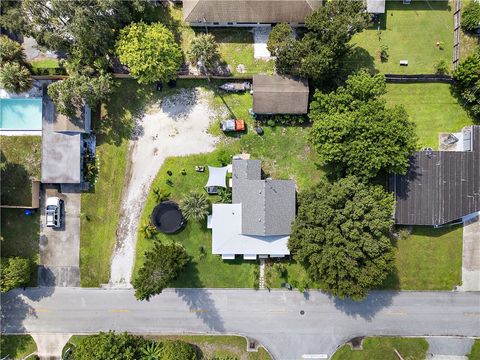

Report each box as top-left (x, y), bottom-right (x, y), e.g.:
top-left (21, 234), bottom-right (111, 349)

top-left (107, 88), bottom-right (217, 287)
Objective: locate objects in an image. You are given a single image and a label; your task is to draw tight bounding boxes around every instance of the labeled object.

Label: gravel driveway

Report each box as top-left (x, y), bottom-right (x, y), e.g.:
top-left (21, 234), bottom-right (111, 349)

top-left (108, 89), bottom-right (217, 287)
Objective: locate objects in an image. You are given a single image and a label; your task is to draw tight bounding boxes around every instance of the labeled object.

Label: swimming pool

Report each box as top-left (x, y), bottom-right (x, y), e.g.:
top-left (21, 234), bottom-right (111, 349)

top-left (0, 98), bottom-right (43, 130)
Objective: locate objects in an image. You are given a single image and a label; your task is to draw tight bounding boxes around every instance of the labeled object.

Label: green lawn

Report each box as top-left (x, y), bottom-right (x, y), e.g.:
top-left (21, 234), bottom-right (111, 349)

top-left (349, 0), bottom-right (453, 74)
top-left (0, 136), bottom-right (41, 206)
top-left (332, 337), bottom-right (428, 360)
top-left (469, 340), bottom-right (480, 360)
top-left (385, 83), bottom-right (474, 149)
top-left (0, 335), bottom-right (37, 359)
top-left (65, 334), bottom-right (270, 360)
top-left (382, 225), bottom-right (463, 290)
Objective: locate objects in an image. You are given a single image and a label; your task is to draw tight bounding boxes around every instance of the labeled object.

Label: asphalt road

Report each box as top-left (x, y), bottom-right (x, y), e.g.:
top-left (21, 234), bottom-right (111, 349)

top-left (1, 288), bottom-right (479, 359)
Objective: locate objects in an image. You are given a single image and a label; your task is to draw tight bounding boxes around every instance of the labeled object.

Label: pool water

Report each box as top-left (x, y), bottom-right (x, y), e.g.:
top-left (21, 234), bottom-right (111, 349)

top-left (0, 98), bottom-right (43, 130)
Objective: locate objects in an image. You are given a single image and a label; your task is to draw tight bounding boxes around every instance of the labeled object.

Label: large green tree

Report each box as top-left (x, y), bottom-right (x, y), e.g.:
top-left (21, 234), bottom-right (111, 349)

top-left (71, 331), bottom-right (144, 360)
top-left (453, 47), bottom-right (480, 119)
top-left (132, 242), bottom-right (189, 301)
top-left (308, 70), bottom-right (416, 179)
top-left (116, 22), bottom-right (182, 84)
top-left (47, 72), bottom-right (114, 117)
top-left (0, 257), bottom-right (32, 293)
top-left (461, 1), bottom-right (480, 33)
top-left (275, 0), bottom-right (368, 82)
top-left (4, 0), bottom-right (147, 69)
top-left (0, 62), bottom-right (32, 94)
top-left (267, 23), bottom-right (294, 56)
top-left (288, 177), bottom-right (395, 300)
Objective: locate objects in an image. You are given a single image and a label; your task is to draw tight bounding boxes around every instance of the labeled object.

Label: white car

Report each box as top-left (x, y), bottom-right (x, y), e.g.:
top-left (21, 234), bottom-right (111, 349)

top-left (46, 197), bottom-right (62, 228)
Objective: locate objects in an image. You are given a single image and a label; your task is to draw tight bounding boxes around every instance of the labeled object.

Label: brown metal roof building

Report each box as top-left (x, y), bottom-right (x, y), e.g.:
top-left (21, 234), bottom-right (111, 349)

top-left (183, 0), bottom-right (322, 25)
top-left (392, 126), bottom-right (480, 226)
top-left (252, 74), bottom-right (309, 115)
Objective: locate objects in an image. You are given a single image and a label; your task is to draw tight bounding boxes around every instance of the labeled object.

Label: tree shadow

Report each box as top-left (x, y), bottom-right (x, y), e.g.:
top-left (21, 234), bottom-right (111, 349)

top-left (0, 287), bottom-right (55, 334)
top-left (174, 288), bottom-right (226, 333)
top-left (331, 290), bottom-right (398, 321)
top-left (337, 46), bottom-right (378, 84)
top-left (449, 83), bottom-right (480, 123)
top-left (0, 153), bottom-right (34, 206)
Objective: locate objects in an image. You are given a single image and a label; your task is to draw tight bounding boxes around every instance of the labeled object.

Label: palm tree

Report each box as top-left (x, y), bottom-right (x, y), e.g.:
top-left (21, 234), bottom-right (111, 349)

top-left (141, 341), bottom-right (162, 360)
top-left (0, 62), bottom-right (32, 94)
top-left (188, 34), bottom-right (219, 73)
top-left (181, 191), bottom-right (210, 221)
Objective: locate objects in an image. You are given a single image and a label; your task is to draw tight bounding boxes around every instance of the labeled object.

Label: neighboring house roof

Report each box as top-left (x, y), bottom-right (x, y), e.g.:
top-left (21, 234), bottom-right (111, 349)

top-left (366, 0), bottom-right (385, 14)
top-left (393, 126), bottom-right (480, 226)
top-left (41, 131), bottom-right (82, 184)
top-left (183, 0), bottom-right (321, 24)
top-left (211, 203), bottom-right (290, 256)
top-left (253, 75), bottom-right (309, 114)
top-left (232, 159), bottom-right (296, 236)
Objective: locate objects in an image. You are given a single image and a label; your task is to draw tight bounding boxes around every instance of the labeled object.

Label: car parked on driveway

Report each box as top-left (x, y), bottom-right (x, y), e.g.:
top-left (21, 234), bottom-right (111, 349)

top-left (46, 197), bottom-right (62, 228)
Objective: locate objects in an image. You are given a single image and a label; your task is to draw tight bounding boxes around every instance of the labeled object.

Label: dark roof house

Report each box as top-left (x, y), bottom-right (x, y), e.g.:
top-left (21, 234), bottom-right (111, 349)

top-left (209, 159), bottom-right (296, 260)
top-left (183, 0), bottom-right (322, 25)
top-left (253, 75), bottom-right (309, 115)
top-left (392, 125), bottom-right (480, 226)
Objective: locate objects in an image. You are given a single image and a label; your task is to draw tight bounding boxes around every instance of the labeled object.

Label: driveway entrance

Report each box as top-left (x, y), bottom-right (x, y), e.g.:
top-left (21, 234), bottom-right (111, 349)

top-left (38, 184), bottom-right (80, 287)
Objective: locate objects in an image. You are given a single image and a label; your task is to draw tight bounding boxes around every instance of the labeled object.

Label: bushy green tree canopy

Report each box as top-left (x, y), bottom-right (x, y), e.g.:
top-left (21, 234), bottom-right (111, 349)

top-left (188, 34), bottom-right (219, 72)
top-left (453, 47), bottom-right (480, 119)
top-left (47, 73), bottom-right (114, 116)
top-left (0, 257), bottom-right (32, 293)
top-left (0, 35), bottom-right (25, 64)
top-left (288, 177), bottom-right (395, 300)
top-left (308, 70), bottom-right (416, 179)
top-left (461, 1), bottom-right (480, 32)
top-left (275, 0), bottom-right (368, 82)
top-left (132, 242), bottom-right (189, 301)
top-left (116, 22), bottom-right (182, 84)
top-left (1, 0), bottom-right (146, 69)
top-left (0, 62), bottom-right (32, 94)
top-left (71, 331), bottom-right (144, 360)
top-left (267, 23), bottom-right (294, 56)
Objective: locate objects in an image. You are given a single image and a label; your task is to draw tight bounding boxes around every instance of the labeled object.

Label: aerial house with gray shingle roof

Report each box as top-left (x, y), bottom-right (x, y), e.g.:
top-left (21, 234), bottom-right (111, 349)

top-left (183, 0), bottom-right (322, 27)
top-left (208, 159), bottom-right (296, 260)
top-left (392, 125), bottom-right (480, 226)
top-left (253, 75), bottom-right (309, 115)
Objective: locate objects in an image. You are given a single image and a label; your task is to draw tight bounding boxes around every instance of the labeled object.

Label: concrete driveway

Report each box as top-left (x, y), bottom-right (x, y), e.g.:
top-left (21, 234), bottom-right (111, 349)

top-left (38, 185), bottom-right (80, 287)
top-left (459, 216), bottom-right (480, 291)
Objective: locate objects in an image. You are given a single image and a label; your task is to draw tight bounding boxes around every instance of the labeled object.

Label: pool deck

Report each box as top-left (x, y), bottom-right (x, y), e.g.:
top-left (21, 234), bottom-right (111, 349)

top-left (0, 130), bottom-right (42, 136)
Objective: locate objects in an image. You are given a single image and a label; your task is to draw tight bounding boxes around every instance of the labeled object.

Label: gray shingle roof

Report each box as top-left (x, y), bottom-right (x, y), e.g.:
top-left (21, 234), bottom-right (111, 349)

top-left (393, 126), bottom-right (480, 226)
top-left (253, 75), bottom-right (309, 114)
top-left (232, 159), bottom-right (296, 236)
top-left (183, 0), bottom-right (322, 24)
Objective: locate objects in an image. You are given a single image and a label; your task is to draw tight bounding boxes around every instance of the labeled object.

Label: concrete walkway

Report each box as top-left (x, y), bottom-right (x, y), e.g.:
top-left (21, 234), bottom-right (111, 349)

top-left (31, 333), bottom-right (72, 360)
top-left (427, 337), bottom-right (474, 360)
top-left (459, 216), bottom-right (480, 291)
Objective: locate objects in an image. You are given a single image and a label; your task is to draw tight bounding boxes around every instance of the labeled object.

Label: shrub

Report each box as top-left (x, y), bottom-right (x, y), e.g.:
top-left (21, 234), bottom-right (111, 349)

top-left (140, 221), bottom-right (157, 240)
top-left (380, 44), bottom-right (389, 62)
top-left (188, 33), bottom-right (219, 72)
top-left (434, 59), bottom-right (449, 75)
top-left (160, 340), bottom-right (196, 360)
top-left (153, 187), bottom-right (170, 203)
top-left (267, 23), bottom-right (294, 56)
top-left (0, 257), bottom-right (32, 292)
top-left (260, 114), bottom-right (307, 126)
top-left (218, 188), bottom-right (232, 203)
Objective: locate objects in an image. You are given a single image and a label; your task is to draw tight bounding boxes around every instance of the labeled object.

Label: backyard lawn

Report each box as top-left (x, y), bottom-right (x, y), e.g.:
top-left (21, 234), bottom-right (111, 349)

top-left (349, 0), bottom-right (453, 74)
top-left (0, 136), bottom-right (41, 206)
top-left (385, 83), bottom-right (474, 149)
top-left (331, 337), bottom-right (429, 360)
top-left (0, 335), bottom-right (37, 359)
top-left (143, 4), bottom-right (273, 76)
